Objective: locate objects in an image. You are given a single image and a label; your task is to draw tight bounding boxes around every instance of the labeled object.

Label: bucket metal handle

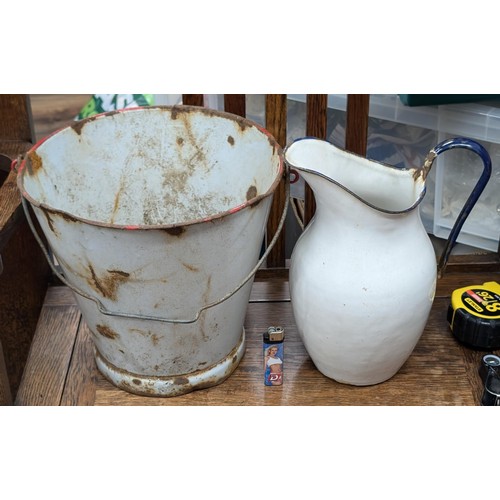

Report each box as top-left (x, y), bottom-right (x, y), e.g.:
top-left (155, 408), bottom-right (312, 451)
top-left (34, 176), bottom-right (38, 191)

top-left (21, 168), bottom-right (290, 325)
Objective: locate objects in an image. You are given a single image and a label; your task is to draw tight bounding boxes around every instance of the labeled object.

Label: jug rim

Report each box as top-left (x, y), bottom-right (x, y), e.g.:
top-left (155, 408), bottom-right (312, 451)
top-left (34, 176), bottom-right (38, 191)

top-left (16, 105), bottom-right (285, 231)
top-left (284, 137), bottom-right (427, 215)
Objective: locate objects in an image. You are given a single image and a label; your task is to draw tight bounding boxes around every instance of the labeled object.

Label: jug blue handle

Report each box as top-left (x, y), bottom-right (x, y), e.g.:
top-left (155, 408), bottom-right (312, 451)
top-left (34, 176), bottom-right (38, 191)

top-left (428, 137), bottom-right (492, 275)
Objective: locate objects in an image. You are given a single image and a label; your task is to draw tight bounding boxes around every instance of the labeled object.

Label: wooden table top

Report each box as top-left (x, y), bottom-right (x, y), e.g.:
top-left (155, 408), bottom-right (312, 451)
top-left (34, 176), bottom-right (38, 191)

top-left (15, 271), bottom-right (500, 406)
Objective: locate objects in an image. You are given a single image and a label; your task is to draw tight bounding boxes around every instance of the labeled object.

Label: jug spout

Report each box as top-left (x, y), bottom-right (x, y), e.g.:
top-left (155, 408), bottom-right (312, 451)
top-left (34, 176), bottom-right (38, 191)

top-left (284, 137), bottom-right (427, 215)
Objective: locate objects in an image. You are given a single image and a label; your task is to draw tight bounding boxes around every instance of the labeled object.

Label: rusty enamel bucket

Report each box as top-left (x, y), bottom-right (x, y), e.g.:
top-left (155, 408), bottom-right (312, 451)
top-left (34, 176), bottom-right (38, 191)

top-left (16, 106), bottom-right (284, 397)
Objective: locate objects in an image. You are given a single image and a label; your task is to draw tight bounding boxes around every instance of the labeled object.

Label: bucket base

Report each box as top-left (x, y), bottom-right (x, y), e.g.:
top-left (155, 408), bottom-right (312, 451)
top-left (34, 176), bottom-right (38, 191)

top-left (95, 329), bottom-right (246, 397)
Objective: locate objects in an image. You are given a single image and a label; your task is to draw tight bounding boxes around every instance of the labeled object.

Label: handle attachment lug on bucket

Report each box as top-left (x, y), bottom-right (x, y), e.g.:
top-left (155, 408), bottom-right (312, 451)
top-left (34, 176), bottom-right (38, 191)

top-left (21, 169), bottom-right (291, 325)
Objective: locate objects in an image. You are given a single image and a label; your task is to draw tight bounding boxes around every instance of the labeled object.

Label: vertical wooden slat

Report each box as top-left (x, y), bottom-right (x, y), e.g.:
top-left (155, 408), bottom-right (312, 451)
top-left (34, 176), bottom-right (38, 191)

top-left (224, 95), bottom-right (246, 117)
top-left (0, 95), bottom-right (49, 400)
top-left (265, 94), bottom-right (287, 268)
top-left (0, 341), bottom-right (12, 405)
top-left (182, 94), bottom-right (204, 106)
top-left (304, 94), bottom-right (328, 226)
top-left (15, 304), bottom-right (81, 406)
top-left (0, 94), bottom-right (34, 142)
top-left (0, 217), bottom-right (51, 397)
top-left (60, 322), bottom-right (98, 406)
top-left (345, 94), bottom-right (370, 156)
top-left (306, 94), bottom-right (328, 138)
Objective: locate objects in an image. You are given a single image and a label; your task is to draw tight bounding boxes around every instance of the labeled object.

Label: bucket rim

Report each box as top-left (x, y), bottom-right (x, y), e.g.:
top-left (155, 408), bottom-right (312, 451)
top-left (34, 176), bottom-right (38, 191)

top-left (16, 105), bottom-right (284, 231)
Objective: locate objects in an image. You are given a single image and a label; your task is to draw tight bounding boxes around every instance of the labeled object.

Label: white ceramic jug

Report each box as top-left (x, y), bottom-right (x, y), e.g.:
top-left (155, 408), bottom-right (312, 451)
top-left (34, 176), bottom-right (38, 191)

top-left (284, 137), bottom-right (491, 386)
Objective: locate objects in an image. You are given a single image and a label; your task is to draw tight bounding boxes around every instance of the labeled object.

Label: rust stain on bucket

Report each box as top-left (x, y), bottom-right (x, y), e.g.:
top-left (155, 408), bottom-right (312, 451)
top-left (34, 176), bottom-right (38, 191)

top-left (41, 209), bottom-right (58, 236)
top-left (59, 211), bottom-right (80, 224)
top-left (88, 265), bottom-right (130, 300)
top-left (27, 151), bottom-right (43, 175)
top-left (72, 120), bottom-right (86, 136)
top-left (111, 178), bottom-right (127, 223)
top-left (234, 116), bottom-right (249, 132)
top-left (72, 111), bottom-right (120, 136)
top-left (130, 329), bottom-right (161, 346)
top-left (94, 330), bottom-right (245, 397)
top-left (96, 324), bottom-right (120, 339)
top-left (182, 262), bottom-right (199, 272)
top-left (173, 376), bottom-right (190, 386)
top-left (246, 185), bottom-right (257, 201)
top-left (165, 226), bottom-right (186, 237)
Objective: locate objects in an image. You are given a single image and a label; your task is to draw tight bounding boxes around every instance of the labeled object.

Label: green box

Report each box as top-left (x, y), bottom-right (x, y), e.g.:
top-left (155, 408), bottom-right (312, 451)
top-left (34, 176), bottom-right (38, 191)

top-left (398, 94), bottom-right (500, 107)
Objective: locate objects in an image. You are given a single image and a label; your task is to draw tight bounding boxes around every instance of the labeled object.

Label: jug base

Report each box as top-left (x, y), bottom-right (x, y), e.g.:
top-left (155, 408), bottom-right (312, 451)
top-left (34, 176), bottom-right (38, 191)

top-left (316, 363), bottom-right (401, 387)
top-left (95, 330), bottom-right (246, 397)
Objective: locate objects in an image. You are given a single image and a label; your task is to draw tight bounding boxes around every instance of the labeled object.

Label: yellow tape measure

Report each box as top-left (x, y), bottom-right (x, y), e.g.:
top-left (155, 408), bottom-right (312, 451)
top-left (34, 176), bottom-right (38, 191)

top-left (448, 281), bottom-right (500, 350)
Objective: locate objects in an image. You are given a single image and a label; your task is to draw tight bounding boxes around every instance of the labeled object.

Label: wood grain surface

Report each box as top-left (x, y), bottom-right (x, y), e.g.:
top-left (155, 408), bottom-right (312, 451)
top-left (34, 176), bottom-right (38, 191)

top-left (345, 94), bottom-right (370, 156)
top-left (0, 95), bottom-right (53, 399)
top-left (0, 218), bottom-right (51, 396)
top-left (15, 273), bottom-right (500, 406)
top-left (0, 95), bottom-right (33, 142)
top-left (224, 95), bottom-right (246, 117)
top-left (15, 300), bottom-right (81, 406)
top-left (29, 94), bottom-right (91, 141)
top-left (0, 341), bottom-right (12, 405)
top-left (182, 94), bottom-right (204, 107)
top-left (59, 322), bottom-right (98, 406)
top-left (265, 94), bottom-right (287, 268)
top-left (304, 94), bottom-right (328, 225)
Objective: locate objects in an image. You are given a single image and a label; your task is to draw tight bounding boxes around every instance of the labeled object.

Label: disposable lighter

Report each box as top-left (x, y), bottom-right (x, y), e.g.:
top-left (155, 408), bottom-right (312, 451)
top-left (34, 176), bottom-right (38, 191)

top-left (264, 326), bottom-right (284, 386)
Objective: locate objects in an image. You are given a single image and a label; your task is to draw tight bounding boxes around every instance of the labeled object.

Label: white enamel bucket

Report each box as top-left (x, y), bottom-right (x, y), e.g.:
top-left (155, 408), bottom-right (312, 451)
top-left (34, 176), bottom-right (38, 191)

top-left (17, 106), bottom-right (284, 397)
